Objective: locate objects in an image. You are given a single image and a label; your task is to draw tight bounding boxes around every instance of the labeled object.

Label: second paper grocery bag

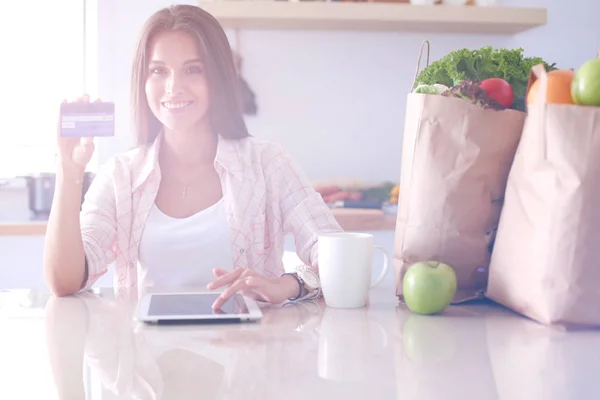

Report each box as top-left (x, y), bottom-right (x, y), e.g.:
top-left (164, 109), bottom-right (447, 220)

top-left (487, 64), bottom-right (600, 327)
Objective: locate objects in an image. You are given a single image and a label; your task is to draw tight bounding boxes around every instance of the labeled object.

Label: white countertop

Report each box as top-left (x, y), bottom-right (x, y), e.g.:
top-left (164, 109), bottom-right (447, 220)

top-left (1, 284), bottom-right (599, 400)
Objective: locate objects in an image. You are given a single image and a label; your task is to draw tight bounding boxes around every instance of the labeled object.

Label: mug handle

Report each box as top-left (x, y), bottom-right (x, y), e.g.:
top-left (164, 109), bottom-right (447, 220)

top-left (370, 245), bottom-right (389, 288)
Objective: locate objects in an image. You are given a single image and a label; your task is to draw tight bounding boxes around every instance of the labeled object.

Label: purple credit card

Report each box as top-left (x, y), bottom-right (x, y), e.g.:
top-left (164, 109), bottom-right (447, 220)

top-left (60, 101), bottom-right (115, 137)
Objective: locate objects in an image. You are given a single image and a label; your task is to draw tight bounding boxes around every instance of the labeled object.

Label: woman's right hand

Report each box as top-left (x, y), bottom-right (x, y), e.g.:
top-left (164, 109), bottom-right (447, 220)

top-left (57, 94), bottom-right (99, 175)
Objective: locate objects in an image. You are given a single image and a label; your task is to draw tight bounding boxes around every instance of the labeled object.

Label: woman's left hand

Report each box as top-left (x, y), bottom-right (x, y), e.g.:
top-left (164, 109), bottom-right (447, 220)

top-left (206, 268), bottom-right (301, 310)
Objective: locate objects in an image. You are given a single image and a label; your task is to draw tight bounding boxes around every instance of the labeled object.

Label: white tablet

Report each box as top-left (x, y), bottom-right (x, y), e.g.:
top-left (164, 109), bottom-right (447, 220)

top-left (136, 292), bottom-right (263, 324)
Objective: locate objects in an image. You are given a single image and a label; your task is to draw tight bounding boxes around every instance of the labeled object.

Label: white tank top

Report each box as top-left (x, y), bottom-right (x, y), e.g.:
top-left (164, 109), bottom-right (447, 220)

top-left (138, 198), bottom-right (235, 289)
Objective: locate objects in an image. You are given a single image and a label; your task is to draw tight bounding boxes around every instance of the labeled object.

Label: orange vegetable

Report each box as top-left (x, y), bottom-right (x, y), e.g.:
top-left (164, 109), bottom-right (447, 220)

top-left (526, 69), bottom-right (576, 105)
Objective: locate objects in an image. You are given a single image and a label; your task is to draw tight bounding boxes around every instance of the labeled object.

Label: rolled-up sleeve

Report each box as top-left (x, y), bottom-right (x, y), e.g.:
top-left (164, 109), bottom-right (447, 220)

top-left (264, 145), bottom-right (343, 271)
top-left (79, 159), bottom-right (118, 290)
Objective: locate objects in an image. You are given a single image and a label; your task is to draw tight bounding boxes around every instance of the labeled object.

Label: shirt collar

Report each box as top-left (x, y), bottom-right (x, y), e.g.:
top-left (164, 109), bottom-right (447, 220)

top-left (131, 131), bottom-right (245, 191)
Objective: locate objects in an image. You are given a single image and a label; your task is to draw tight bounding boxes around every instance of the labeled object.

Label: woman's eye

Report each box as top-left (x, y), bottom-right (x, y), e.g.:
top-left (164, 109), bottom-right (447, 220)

top-left (149, 66), bottom-right (165, 74)
top-left (187, 65), bottom-right (203, 74)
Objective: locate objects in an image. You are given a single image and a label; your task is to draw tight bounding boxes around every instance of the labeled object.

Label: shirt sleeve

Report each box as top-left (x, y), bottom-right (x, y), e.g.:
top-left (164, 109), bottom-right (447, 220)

top-left (78, 158), bottom-right (118, 291)
top-left (264, 144), bottom-right (343, 273)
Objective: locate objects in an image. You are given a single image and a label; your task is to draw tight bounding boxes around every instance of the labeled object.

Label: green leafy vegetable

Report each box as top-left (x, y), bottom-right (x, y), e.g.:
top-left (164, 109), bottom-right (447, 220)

top-left (414, 46), bottom-right (557, 100)
top-left (433, 83), bottom-right (449, 93)
top-left (413, 83), bottom-right (450, 95)
top-left (413, 84), bottom-right (439, 94)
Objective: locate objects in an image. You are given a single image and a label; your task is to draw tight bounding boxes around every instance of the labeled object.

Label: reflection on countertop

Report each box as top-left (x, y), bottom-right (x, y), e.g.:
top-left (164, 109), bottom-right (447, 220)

top-left (1, 285), bottom-right (600, 399)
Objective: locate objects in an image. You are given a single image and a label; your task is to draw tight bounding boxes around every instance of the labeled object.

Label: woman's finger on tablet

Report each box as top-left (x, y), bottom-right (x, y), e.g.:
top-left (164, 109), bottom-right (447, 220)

top-left (212, 277), bottom-right (251, 310)
top-left (206, 267), bottom-right (244, 290)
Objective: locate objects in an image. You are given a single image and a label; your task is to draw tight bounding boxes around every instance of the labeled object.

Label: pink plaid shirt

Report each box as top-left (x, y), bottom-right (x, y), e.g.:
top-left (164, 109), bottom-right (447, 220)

top-left (80, 134), bottom-right (342, 291)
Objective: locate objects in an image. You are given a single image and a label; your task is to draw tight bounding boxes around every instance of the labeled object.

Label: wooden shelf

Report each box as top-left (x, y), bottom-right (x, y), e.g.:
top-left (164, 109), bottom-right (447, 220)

top-left (331, 208), bottom-right (396, 231)
top-left (0, 222), bottom-right (46, 236)
top-left (197, 2), bottom-right (547, 34)
top-left (0, 210), bottom-right (396, 236)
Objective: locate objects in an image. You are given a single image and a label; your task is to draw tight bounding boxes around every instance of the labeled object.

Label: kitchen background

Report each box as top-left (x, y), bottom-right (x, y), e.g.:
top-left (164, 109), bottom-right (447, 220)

top-left (0, 0), bottom-right (598, 289)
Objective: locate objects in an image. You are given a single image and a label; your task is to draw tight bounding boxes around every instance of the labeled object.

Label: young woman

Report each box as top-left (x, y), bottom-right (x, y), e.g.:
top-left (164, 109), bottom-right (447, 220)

top-left (43, 4), bottom-right (342, 309)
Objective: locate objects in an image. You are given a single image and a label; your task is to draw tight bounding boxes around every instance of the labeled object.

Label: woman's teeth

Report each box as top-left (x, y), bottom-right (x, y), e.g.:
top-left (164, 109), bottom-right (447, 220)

top-left (162, 101), bottom-right (192, 110)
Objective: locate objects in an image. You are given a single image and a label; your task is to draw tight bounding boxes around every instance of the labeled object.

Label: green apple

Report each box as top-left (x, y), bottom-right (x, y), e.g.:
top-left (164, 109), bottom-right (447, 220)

top-left (572, 58), bottom-right (600, 106)
top-left (402, 261), bottom-right (457, 315)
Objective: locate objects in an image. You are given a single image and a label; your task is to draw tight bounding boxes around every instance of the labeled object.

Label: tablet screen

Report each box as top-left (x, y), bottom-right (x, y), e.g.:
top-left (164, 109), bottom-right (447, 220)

top-left (148, 293), bottom-right (249, 316)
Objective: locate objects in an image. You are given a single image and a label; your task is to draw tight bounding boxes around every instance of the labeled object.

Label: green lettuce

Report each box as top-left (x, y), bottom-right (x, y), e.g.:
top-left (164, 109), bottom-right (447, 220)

top-left (413, 84), bottom-right (439, 94)
top-left (414, 46), bottom-right (557, 100)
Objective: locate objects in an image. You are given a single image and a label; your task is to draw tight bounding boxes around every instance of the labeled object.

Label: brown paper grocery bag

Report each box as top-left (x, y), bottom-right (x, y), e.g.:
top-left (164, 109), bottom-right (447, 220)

top-left (486, 64), bottom-right (600, 327)
top-left (394, 41), bottom-right (526, 304)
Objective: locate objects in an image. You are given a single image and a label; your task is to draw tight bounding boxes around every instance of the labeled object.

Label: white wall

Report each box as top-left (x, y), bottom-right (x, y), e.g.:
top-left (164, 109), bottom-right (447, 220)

top-left (93, 0), bottom-right (512, 183)
top-left (505, 0), bottom-right (599, 70)
top-left (1, 0), bottom-right (598, 289)
top-left (93, 0), bottom-right (600, 184)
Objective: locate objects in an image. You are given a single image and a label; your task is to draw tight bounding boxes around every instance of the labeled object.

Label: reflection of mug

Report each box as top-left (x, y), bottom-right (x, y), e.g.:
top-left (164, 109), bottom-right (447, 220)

top-left (318, 232), bottom-right (389, 308)
top-left (317, 308), bottom-right (388, 381)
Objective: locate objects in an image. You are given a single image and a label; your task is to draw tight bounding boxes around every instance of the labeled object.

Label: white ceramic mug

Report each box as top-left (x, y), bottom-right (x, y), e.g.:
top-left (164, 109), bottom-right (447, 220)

top-left (318, 232), bottom-right (389, 309)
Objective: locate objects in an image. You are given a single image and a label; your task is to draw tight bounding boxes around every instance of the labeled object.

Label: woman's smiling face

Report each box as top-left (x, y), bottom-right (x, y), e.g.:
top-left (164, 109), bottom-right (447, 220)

top-left (145, 29), bottom-right (211, 136)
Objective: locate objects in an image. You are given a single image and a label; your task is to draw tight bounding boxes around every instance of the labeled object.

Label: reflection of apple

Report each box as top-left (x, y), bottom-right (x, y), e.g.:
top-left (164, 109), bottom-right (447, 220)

top-left (402, 261), bottom-right (457, 315)
top-left (401, 313), bottom-right (457, 364)
top-left (572, 58), bottom-right (600, 106)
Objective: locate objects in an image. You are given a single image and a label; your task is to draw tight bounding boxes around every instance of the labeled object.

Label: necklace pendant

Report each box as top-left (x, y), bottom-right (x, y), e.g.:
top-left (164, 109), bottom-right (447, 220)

top-left (181, 185), bottom-right (188, 199)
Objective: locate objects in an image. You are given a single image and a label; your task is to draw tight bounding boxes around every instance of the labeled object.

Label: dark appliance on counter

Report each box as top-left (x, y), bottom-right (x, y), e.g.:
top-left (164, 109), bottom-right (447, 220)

top-left (24, 172), bottom-right (94, 220)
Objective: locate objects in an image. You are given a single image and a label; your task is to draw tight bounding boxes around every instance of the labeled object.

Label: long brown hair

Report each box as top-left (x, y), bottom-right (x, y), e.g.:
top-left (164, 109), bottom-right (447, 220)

top-left (131, 5), bottom-right (250, 146)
